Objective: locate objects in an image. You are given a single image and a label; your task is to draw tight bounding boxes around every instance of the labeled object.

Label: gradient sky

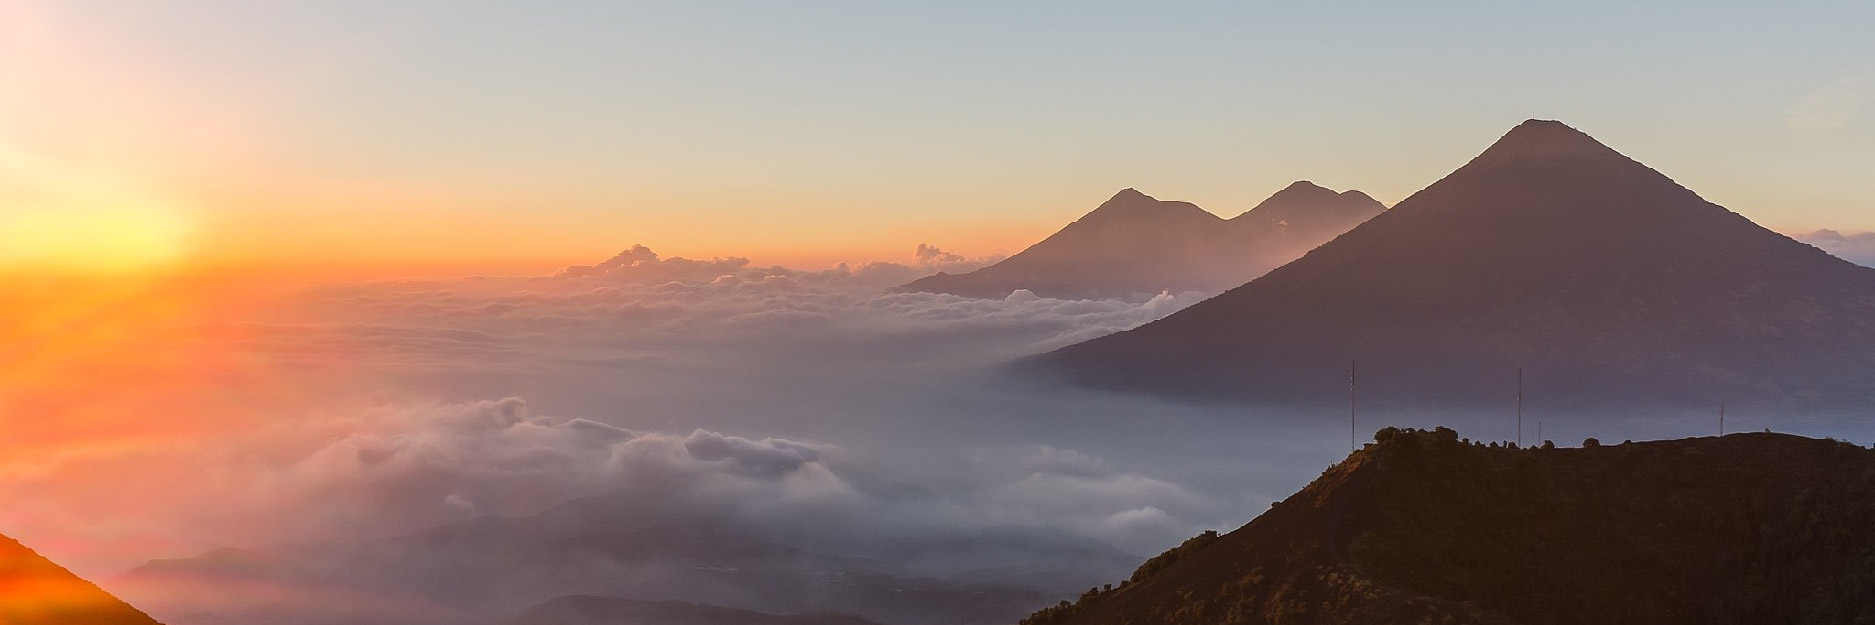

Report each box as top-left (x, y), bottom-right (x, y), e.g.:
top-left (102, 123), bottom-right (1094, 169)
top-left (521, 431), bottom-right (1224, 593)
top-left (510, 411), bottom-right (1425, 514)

top-left (3, 0), bottom-right (1872, 275)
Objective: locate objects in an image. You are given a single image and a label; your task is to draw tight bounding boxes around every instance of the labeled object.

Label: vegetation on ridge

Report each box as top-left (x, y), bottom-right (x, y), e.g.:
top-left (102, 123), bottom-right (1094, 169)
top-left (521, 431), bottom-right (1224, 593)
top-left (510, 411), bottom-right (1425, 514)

top-left (1023, 427), bottom-right (1875, 625)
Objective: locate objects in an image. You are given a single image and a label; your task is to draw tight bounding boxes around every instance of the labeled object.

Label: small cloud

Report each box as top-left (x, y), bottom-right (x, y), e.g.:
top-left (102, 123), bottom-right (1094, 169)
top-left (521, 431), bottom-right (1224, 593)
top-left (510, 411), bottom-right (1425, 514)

top-left (1786, 69), bottom-right (1875, 133)
top-left (441, 494), bottom-right (479, 516)
top-left (914, 243), bottom-right (968, 266)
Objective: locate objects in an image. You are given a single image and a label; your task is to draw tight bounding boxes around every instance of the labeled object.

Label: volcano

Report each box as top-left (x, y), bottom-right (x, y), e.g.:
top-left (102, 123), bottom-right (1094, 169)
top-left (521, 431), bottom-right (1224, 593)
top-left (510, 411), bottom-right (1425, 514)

top-left (902, 183), bottom-right (1383, 299)
top-left (1028, 120), bottom-right (1875, 410)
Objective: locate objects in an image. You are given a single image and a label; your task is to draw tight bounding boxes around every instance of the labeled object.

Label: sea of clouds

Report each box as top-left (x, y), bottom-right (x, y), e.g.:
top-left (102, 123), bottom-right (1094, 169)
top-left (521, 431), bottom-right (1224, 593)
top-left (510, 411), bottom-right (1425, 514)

top-left (3, 244), bottom-right (1361, 595)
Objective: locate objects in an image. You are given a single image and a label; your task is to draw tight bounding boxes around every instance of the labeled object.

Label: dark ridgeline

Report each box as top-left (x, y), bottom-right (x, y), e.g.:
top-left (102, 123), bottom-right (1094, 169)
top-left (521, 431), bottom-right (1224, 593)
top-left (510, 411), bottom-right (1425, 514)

top-left (0, 534), bottom-right (164, 625)
top-left (504, 595), bottom-right (883, 625)
top-left (1025, 430), bottom-right (1875, 625)
top-left (901, 183), bottom-right (1384, 300)
top-left (1027, 120), bottom-right (1875, 410)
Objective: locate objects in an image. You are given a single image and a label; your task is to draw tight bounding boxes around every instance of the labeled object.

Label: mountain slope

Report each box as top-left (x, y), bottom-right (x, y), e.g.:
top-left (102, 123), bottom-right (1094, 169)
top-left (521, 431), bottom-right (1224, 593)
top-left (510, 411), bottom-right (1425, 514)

top-left (1028, 429), bottom-right (1875, 625)
top-left (0, 533), bottom-right (164, 625)
top-left (505, 595), bottom-right (883, 625)
top-left (903, 183), bottom-right (1383, 299)
top-left (1030, 120), bottom-right (1875, 409)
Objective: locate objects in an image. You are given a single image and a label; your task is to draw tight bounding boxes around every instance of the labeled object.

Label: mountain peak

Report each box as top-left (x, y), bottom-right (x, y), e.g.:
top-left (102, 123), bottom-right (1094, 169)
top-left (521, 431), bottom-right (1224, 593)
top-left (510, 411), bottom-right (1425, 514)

top-left (1338, 189), bottom-right (1380, 203)
top-left (1472, 119), bottom-right (1622, 165)
top-left (1257, 180), bottom-right (1340, 204)
top-left (1077, 188), bottom-right (1217, 226)
top-left (1277, 180), bottom-right (1332, 194)
top-left (1109, 187), bottom-right (1151, 202)
top-left (1030, 119), bottom-right (1875, 409)
top-left (900, 181), bottom-right (1374, 299)
top-left (1234, 181), bottom-right (1385, 224)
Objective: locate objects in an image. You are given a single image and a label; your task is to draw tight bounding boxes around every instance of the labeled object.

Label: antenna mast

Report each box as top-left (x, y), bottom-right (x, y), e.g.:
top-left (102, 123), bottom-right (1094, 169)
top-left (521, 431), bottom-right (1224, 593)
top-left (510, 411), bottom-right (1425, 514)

top-left (1719, 402), bottom-right (1725, 437)
top-left (1516, 367), bottom-right (1523, 447)
top-left (1350, 359), bottom-right (1357, 452)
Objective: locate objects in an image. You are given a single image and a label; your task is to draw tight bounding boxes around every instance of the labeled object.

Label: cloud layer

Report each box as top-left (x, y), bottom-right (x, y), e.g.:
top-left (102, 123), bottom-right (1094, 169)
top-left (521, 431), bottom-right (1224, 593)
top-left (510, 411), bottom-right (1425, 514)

top-left (3, 245), bottom-right (1252, 585)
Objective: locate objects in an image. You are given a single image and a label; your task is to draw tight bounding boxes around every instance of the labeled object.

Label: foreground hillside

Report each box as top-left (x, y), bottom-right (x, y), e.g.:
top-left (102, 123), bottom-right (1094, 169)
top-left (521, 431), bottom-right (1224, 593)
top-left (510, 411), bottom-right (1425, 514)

top-left (1028, 430), bottom-right (1875, 625)
top-left (0, 534), bottom-right (163, 625)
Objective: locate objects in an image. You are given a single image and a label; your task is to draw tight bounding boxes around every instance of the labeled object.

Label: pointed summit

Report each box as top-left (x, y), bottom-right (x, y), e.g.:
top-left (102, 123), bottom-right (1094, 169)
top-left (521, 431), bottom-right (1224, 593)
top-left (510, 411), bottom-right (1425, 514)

top-left (901, 182), bottom-right (1383, 299)
top-left (1236, 180), bottom-right (1383, 216)
top-left (1265, 180), bottom-right (1339, 201)
top-left (1466, 119), bottom-right (1630, 169)
top-left (1030, 121), bottom-right (1875, 411)
top-left (1076, 188), bottom-right (1213, 225)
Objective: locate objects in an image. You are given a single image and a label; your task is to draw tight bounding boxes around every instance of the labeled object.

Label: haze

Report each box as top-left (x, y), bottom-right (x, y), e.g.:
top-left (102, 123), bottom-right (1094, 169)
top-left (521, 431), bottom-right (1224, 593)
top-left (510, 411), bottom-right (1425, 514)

top-left (5, 3), bottom-right (1875, 625)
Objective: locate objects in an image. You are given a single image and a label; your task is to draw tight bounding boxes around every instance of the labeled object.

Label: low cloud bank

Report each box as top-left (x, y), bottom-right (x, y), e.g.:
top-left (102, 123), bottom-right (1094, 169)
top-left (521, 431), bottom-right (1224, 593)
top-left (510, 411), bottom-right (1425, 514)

top-left (224, 396), bottom-right (1204, 556)
top-left (4, 245), bottom-right (1242, 587)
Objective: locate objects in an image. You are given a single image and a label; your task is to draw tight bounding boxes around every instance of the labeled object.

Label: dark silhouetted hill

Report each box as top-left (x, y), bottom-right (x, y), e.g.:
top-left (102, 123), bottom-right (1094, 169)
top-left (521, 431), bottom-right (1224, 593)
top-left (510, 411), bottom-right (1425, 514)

top-left (1029, 120), bottom-right (1875, 410)
top-left (0, 533), bottom-right (164, 625)
top-left (902, 183), bottom-right (1383, 299)
top-left (505, 595), bottom-right (882, 625)
top-left (1026, 429), bottom-right (1875, 625)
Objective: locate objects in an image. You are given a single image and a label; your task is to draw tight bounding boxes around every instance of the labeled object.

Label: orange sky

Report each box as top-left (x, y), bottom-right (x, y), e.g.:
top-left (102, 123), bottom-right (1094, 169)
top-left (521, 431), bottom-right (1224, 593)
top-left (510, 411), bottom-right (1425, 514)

top-left (4, 2), bottom-right (1871, 279)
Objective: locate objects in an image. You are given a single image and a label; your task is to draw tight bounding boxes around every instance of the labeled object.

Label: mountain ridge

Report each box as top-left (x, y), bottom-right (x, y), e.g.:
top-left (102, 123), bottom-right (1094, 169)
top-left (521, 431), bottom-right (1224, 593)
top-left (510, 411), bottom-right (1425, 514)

top-left (903, 183), bottom-right (1384, 299)
top-left (1023, 429), bottom-right (1875, 625)
top-left (1028, 120), bottom-right (1875, 410)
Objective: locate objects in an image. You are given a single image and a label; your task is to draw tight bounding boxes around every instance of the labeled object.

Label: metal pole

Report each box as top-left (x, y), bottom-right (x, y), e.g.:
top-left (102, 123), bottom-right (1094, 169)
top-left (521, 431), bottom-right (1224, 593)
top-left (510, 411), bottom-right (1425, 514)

top-left (1350, 359), bottom-right (1357, 452)
top-left (1719, 402), bottom-right (1725, 437)
top-left (1517, 367), bottom-right (1523, 447)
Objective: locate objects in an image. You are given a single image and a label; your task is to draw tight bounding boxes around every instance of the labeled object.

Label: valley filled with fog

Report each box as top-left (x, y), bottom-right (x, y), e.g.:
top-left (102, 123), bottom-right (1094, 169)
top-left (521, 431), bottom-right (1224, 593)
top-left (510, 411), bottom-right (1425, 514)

top-left (8, 242), bottom-right (1875, 625)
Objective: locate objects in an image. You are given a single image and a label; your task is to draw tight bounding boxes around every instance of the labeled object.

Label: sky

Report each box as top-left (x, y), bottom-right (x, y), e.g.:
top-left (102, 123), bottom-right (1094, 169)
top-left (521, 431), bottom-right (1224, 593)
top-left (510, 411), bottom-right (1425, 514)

top-left (6, 4), bottom-right (1875, 620)
top-left (2, 0), bottom-right (1873, 276)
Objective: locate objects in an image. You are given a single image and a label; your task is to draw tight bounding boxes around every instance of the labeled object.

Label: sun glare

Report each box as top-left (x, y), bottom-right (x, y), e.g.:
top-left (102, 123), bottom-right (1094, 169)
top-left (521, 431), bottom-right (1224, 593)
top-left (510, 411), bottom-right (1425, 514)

top-left (1, 144), bottom-right (195, 275)
top-left (0, 206), bottom-right (192, 274)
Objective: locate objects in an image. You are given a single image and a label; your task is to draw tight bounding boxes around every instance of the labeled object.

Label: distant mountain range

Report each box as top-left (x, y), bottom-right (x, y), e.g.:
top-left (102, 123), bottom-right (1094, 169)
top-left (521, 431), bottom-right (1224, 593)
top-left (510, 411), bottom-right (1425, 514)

top-left (114, 495), bottom-right (1135, 625)
top-left (1024, 429), bottom-right (1875, 624)
top-left (0, 533), bottom-right (163, 625)
top-left (1028, 120), bottom-right (1875, 410)
top-left (902, 182), bottom-right (1384, 299)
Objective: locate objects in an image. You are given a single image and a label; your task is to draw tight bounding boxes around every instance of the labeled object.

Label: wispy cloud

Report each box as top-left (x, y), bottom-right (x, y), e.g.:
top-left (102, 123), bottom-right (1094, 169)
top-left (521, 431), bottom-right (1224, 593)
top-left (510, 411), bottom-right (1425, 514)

top-left (1785, 69), bottom-right (1875, 133)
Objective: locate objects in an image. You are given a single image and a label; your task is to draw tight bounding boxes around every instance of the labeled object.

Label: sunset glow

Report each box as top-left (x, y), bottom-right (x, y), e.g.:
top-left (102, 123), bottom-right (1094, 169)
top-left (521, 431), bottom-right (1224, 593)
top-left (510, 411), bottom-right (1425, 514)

top-left (4, 2), bottom-right (1875, 624)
